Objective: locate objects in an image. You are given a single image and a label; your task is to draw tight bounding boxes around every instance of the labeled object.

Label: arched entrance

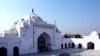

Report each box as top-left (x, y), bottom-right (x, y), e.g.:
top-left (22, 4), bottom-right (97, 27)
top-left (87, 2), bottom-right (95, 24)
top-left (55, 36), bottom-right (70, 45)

top-left (37, 32), bottom-right (50, 52)
top-left (71, 43), bottom-right (75, 48)
top-left (13, 46), bottom-right (19, 56)
top-left (87, 42), bottom-right (94, 49)
top-left (78, 44), bottom-right (82, 48)
top-left (0, 47), bottom-right (7, 56)
top-left (65, 43), bottom-right (67, 48)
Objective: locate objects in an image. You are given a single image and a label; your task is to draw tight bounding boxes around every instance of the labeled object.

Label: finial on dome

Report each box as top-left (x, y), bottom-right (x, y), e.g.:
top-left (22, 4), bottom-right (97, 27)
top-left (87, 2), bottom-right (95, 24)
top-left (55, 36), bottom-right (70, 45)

top-left (32, 8), bottom-right (34, 13)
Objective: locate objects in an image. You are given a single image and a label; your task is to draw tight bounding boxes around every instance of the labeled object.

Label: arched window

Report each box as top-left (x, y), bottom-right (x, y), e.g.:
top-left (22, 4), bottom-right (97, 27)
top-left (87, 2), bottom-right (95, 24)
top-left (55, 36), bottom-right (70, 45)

top-left (13, 46), bottom-right (19, 56)
top-left (65, 43), bottom-right (67, 48)
top-left (0, 47), bottom-right (7, 56)
top-left (87, 42), bottom-right (94, 49)
top-left (78, 44), bottom-right (82, 48)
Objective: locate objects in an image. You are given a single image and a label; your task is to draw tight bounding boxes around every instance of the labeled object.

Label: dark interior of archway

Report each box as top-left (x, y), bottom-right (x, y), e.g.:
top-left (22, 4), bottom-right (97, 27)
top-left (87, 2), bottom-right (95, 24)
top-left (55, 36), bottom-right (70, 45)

top-left (61, 44), bottom-right (63, 49)
top-left (71, 43), bottom-right (75, 48)
top-left (87, 42), bottom-right (94, 49)
top-left (78, 44), bottom-right (82, 48)
top-left (65, 43), bottom-right (67, 48)
top-left (0, 47), bottom-right (7, 56)
top-left (38, 35), bottom-right (47, 52)
top-left (13, 47), bottom-right (19, 56)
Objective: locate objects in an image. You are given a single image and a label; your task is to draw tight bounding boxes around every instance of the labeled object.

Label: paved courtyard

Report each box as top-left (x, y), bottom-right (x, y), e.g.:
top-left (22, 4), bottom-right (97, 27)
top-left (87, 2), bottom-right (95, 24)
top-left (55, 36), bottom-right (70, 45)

top-left (20, 48), bottom-right (100, 56)
top-left (72, 49), bottom-right (100, 56)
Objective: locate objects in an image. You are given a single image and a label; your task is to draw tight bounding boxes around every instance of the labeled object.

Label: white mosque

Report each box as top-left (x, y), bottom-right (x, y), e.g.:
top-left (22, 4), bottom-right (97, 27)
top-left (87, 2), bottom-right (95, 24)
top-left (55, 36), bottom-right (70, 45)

top-left (0, 9), bottom-right (100, 56)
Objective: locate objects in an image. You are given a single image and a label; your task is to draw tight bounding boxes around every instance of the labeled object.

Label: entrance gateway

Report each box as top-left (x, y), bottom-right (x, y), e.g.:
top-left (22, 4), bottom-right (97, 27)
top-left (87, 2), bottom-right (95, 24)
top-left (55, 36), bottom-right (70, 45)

top-left (37, 32), bottom-right (51, 52)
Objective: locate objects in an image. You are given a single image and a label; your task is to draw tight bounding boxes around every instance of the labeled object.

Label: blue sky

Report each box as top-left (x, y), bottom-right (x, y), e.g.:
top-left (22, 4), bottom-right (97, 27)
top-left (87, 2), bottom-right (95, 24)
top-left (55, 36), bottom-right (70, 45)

top-left (0, 0), bottom-right (100, 35)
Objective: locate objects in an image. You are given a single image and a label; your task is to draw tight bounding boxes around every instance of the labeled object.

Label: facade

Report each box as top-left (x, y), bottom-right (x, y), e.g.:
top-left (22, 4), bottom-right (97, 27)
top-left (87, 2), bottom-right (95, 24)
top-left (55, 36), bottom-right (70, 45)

top-left (0, 10), bottom-right (61, 56)
top-left (0, 9), bottom-right (100, 56)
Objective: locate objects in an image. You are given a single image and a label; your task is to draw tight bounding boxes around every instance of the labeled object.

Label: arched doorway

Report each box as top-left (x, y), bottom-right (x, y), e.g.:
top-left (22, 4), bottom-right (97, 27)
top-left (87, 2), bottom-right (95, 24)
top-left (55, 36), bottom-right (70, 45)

top-left (71, 43), bottom-right (75, 48)
top-left (61, 44), bottom-right (63, 49)
top-left (13, 46), bottom-right (19, 56)
top-left (78, 44), bottom-right (82, 48)
top-left (0, 47), bottom-right (7, 56)
top-left (37, 32), bottom-right (50, 52)
top-left (65, 43), bottom-right (67, 48)
top-left (87, 42), bottom-right (94, 49)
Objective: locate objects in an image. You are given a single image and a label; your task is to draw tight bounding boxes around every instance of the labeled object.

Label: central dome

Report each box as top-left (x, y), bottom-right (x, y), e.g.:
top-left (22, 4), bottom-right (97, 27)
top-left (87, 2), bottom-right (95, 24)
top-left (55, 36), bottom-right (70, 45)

top-left (23, 9), bottom-right (44, 22)
top-left (30, 13), bottom-right (43, 22)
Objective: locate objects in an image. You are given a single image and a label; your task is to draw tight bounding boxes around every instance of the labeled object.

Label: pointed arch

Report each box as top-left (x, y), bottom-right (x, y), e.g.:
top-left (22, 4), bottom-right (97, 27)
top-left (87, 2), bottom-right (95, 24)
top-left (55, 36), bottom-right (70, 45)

top-left (37, 32), bottom-right (50, 52)
top-left (13, 46), bottom-right (19, 56)
top-left (38, 32), bottom-right (50, 40)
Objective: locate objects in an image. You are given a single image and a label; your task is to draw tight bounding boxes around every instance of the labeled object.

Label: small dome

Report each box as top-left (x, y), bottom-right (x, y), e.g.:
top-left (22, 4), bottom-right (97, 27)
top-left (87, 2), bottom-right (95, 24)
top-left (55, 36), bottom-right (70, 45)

top-left (4, 26), bottom-right (18, 36)
top-left (22, 11), bottom-right (43, 22)
top-left (90, 30), bottom-right (98, 35)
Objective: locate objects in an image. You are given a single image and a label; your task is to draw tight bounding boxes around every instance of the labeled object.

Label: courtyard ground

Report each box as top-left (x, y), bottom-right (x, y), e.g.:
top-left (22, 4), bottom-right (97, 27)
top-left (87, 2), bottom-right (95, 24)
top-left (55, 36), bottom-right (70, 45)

top-left (20, 48), bottom-right (100, 56)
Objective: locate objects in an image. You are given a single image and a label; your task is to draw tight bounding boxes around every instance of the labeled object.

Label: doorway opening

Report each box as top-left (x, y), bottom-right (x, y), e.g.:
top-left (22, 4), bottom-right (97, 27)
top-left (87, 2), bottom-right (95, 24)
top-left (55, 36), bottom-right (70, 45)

top-left (13, 46), bottom-right (19, 56)
top-left (78, 44), bottom-right (82, 48)
top-left (87, 42), bottom-right (94, 49)
top-left (71, 43), bottom-right (75, 48)
top-left (37, 32), bottom-right (50, 52)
